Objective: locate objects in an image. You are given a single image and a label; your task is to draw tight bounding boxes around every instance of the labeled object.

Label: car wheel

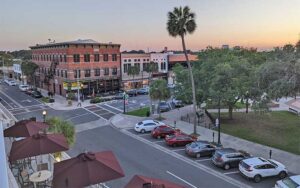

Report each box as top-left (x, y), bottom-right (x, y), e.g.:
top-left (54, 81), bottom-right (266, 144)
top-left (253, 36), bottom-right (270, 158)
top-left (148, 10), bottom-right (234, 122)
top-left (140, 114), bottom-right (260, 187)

top-left (278, 171), bottom-right (287, 179)
top-left (157, 135), bottom-right (161, 139)
top-left (140, 129), bottom-right (146, 134)
top-left (253, 175), bottom-right (262, 183)
top-left (196, 153), bottom-right (201, 158)
top-left (224, 164), bottom-right (230, 170)
top-left (172, 143), bottom-right (177, 147)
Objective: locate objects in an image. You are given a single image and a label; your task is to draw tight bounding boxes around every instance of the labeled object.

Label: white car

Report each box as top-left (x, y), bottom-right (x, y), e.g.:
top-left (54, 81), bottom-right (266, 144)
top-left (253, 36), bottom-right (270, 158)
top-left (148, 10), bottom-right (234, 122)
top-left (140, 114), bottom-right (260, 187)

top-left (19, 84), bottom-right (30, 91)
top-left (239, 157), bottom-right (288, 183)
top-left (5, 80), bottom-right (17, 86)
top-left (134, 120), bottom-right (164, 133)
top-left (275, 175), bottom-right (300, 188)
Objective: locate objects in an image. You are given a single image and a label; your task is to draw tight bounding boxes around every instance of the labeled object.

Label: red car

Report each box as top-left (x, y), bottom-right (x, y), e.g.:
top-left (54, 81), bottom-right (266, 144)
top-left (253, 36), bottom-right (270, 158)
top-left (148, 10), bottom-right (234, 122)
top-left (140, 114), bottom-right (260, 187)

top-left (151, 125), bottom-right (178, 139)
top-left (165, 134), bottom-right (197, 147)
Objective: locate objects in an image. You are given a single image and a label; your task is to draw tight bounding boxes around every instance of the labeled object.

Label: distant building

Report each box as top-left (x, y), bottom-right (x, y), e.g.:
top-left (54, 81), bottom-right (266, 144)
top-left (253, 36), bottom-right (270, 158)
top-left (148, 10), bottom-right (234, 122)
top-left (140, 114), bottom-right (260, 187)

top-left (30, 39), bottom-right (121, 96)
top-left (12, 59), bottom-right (26, 84)
top-left (222, 44), bottom-right (230, 49)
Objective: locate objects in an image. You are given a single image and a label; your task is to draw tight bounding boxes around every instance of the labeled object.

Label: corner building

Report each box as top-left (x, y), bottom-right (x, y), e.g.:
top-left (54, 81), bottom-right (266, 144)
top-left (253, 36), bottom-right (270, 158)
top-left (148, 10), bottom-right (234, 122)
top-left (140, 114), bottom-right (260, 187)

top-left (30, 39), bottom-right (121, 96)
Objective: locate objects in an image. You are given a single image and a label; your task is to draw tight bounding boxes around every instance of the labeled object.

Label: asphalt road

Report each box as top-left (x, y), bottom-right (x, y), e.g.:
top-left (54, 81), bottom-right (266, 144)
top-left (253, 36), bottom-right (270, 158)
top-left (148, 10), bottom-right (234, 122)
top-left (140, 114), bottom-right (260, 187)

top-left (67, 125), bottom-right (242, 188)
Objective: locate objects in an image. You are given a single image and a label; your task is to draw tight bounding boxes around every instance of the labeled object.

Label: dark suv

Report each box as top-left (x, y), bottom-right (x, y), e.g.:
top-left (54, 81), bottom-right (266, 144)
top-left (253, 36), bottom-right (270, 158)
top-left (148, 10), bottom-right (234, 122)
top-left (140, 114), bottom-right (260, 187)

top-left (211, 148), bottom-right (251, 170)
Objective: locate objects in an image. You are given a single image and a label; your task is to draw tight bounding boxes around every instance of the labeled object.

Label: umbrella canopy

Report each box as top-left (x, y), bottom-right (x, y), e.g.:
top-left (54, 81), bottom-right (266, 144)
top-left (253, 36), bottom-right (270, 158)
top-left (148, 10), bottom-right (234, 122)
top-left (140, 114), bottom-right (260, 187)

top-left (9, 133), bottom-right (69, 162)
top-left (125, 175), bottom-right (186, 188)
top-left (4, 120), bottom-right (48, 138)
top-left (53, 151), bottom-right (124, 188)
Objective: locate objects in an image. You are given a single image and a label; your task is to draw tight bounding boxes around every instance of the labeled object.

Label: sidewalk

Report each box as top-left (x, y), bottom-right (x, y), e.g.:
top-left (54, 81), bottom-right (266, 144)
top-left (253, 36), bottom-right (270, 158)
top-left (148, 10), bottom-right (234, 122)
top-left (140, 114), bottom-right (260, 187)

top-left (110, 110), bottom-right (300, 175)
top-left (38, 88), bottom-right (91, 110)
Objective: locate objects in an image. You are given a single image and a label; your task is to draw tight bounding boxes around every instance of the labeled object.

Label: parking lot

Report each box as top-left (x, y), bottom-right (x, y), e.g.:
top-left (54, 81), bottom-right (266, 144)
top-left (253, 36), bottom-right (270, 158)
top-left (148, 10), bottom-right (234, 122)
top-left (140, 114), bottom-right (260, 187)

top-left (122, 128), bottom-right (285, 188)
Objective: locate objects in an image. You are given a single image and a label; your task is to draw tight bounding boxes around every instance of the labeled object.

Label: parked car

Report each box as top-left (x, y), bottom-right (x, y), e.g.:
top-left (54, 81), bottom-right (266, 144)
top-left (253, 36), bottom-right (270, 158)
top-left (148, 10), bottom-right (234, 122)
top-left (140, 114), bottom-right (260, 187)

top-left (31, 90), bottom-right (43, 98)
top-left (165, 133), bottom-right (196, 147)
top-left (25, 88), bottom-right (35, 95)
top-left (211, 148), bottom-right (251, 170)
top-left (185, 141), bottom-right (221, 158)
top-left (5, 79), bottom-right (17, 86)
top-left (275, 175), bottom-right (300, 188)
top-left (158, 101), bottom-right (171, 112)
top-left (19, 84), bottom-right (30, 91)
top-left (137, 88), bottom-right (149, 95)
top-left (172, 98), bottom-right (184, 108)
top-left (113, 93), bottom-right (124, 100)
top-left (239, 157), bottom-right (288, 183)
top-left (134, 120), bottom-right (164, 133)
top-left (151, 125), bottom-right (178, 139)
top-left (127, 89), bottom-right (137, 97)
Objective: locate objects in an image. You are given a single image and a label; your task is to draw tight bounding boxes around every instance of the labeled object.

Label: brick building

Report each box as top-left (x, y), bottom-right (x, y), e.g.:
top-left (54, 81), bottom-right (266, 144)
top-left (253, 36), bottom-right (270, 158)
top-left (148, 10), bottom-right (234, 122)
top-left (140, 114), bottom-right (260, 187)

top-left (30, 39), bottom-right (121, 96)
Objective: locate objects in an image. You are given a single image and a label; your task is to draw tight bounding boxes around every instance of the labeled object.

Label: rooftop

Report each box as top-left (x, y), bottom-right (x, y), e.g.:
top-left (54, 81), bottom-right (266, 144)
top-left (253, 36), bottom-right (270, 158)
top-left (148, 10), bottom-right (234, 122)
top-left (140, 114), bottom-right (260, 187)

top-left (168, 54), bottom-right (198, 63)
top-left (30, 39), bottom-right (120, 49)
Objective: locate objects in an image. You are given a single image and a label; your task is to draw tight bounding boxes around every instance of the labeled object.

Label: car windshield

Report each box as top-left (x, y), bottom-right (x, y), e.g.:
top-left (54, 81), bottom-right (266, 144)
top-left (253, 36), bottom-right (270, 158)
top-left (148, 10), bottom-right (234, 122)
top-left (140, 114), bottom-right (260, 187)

top-left (240, 161), bottom-right (250, 169)
top-left (282, 177), bottom-right (299, 188)
top-left (268, 160), bottom-right (278, 167)
top-left (214, 152), bottom-right (222, 158)
top-left (138, 122), bottom-right (143, 125)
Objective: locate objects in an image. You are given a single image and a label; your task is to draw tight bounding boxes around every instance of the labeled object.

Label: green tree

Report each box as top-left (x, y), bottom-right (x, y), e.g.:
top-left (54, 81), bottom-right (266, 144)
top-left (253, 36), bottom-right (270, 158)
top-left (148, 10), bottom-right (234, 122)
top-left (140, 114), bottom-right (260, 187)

top-left (21, 61), bottom-right (39, 85)
top-left (150, 79), bottom-right (170, 118)
top-left (146, 61), bottom-right (158, 114)
top-left (167, 6), bottom-right (198, 134)
top-left (46, 117), bottom-right (75, 146)
top-left (127, 65), bottom-right (140, 88)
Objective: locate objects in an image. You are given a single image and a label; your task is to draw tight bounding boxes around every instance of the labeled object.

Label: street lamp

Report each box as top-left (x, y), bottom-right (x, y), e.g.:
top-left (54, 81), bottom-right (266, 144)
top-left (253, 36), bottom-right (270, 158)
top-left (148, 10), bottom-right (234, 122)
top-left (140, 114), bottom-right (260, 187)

top-left (217, 97), bottom-right (221, 145)
top-left (42, 110), bottom-right (47, 123)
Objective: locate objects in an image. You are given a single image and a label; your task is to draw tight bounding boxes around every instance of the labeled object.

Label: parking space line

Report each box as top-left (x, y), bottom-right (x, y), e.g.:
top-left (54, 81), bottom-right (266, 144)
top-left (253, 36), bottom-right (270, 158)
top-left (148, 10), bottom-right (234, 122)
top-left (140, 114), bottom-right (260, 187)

top-left (138, 133), bottom-right (151, 137)
top-left (223, 171), bottom-right (240, 175)
top-left (166, 171), bottom-right (197, 188)
top-left (171, 148), bottom-right (186, 152)
top-left (152, 140), bottom-right (165, 143)
top-left (195, 158), bottom-right (211, 162)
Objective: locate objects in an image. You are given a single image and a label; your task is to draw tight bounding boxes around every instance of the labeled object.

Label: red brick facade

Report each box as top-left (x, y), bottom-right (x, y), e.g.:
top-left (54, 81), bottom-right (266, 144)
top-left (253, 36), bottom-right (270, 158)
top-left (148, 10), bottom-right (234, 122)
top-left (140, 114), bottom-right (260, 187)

top-left (30, 40), bottom-right (121, 96)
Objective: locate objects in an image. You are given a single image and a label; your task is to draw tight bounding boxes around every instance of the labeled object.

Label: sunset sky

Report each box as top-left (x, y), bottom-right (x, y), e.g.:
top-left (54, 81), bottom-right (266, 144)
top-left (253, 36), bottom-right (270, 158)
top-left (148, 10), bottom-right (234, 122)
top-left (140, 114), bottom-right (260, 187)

top-left (1, 0), bottom-right (300, 51)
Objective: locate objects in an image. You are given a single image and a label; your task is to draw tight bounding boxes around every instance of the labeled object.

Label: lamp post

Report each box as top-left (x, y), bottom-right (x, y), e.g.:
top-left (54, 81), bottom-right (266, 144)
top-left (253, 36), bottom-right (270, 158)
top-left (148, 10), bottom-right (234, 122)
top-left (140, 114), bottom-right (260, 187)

top-left (77, 70), bottom-right (80, 104)
top-left (42, 110), bottom-right (47, 123)
top-left (217, 97), bottom-right (221, 145)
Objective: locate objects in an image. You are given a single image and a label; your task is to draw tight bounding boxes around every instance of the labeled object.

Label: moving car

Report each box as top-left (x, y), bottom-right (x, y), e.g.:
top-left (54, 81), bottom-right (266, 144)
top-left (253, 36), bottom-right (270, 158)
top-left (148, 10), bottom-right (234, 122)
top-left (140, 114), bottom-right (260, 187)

top-left (113, 93), bottom-right (124, 100)
top-left (185, 141), bottom-right (221, 158)
top-left (127, 89), bottom-right (137, 97)
top-left (134, 120), bottom-right (164, 133)
top-left (158, 101), bottom-right (171, 112)
top-left (19, 84), bottom-right (30, 91)
top-left (151, 125), bottom-right (178, 139)
top-left (31, 90), bottom-right (43, 98)
top-left (275, 175), bottom-right (300, 188)
top-left (165, 133), bottom-right (196, 147)
top-left (172, 98), bottom-right (184, 108)
top-left (239, 157), bottom-right (288, 183)
top-left (212, 148), bottom-right (251, 170)
top-left (137, 88), bottom-right (149, 95)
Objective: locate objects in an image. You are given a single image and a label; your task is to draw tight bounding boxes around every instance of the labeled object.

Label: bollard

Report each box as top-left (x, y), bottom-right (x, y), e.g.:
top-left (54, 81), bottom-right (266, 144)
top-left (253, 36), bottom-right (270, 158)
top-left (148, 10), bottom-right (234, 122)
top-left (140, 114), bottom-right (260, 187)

top-left (269, 149), bottom-right (272, 159)
top-left (213, 132), bottom-right (215, 143)
top-left (174, 121), bottom-right (176, 129)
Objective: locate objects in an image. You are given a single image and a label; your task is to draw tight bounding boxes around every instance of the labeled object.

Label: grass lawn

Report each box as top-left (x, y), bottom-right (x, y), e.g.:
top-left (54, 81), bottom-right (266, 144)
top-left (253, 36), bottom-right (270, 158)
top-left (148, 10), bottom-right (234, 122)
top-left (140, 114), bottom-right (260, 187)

top-left (212, 111), bottom-right (300, 155)
top-left (126, 107), bottom-right (150, 117)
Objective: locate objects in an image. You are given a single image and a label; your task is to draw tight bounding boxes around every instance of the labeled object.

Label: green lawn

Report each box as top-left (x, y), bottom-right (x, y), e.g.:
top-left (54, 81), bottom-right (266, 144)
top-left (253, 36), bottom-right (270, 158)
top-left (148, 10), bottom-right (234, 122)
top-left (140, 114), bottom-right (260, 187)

top-left (213, 111), bottom-right (300, 155)
top-left (126, 107), bottom-right (150, 117)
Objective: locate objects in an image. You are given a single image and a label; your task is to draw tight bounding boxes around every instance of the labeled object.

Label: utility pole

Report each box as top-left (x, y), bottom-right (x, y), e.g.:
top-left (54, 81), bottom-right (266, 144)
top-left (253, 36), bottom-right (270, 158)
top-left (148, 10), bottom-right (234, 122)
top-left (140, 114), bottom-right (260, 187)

top-left (77, 70), bottom-right (80, 103)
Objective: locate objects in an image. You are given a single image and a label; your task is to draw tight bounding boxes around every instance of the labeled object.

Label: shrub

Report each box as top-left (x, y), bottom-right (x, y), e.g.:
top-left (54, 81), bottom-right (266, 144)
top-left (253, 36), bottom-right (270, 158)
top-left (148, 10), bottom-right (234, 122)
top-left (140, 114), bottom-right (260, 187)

top-left (41, 97), bottom-right (50, 103)
top-left (90, 97), bottom-right (102, 104)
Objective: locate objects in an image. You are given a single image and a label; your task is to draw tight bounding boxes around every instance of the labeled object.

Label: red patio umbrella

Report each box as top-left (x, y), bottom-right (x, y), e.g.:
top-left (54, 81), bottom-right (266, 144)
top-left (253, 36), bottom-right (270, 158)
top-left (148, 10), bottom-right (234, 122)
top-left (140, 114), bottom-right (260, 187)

top-left (9, 133), bottom-right (69, 162)
top-left (4, 120), bottom-right (48, 138)
top-left (125, 175), bottom-right (186, 188)
top-left (53, 151), bottom-right (124, 188)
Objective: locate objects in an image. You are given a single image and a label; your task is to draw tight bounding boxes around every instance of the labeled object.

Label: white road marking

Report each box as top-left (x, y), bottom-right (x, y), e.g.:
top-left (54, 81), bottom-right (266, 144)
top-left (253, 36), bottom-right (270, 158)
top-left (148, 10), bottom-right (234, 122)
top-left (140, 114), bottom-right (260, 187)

top-left (102, 104), bottom-right (123, 112)
top-left (166, 171), bottom-right (198, 188)
top-left (223, 171), bottom-right (240, 175)
top-left (13, 108), bottom-right (43, 115)
top-left (83, 107), bottom-right (107, 121)
top-left (0, 98), bottom-right (13, 109)
top-left (152, 140), bottom-right (165, 143)
top-left (66, 113), bottom-right (91, 121)
top-left (138, 133), bottom-right (151, 137)
top-left (0, 91), bottom-right (21, 107)
top-left (195, 158), bottom-right (211, 162)
top-left (171, 148), bottom-right (186, 152)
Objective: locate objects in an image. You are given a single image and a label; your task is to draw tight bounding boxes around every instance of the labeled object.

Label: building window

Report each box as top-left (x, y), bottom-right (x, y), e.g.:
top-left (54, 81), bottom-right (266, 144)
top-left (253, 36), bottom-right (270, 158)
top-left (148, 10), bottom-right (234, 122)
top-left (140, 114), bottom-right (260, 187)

top-left (134, 59), bottom-right (137, 62)
top-left (103, 54), bottom-right (109, 61)
top-left (94, 68), bottom-right (100, 76)
top-left (104, 68), bottom-right (109, 75)
top-left (134, 63), bottom-right (140, 71)
top-left (60, 55), bottom-right (62, 62)
top-left (64, 70), bottom-right (67, 78)
top-left (61, 70), bottom-right (63, 77)
top-left (84, 54), bottom-right (90, 62)
top-left (124, 59), bottom-right (127, 62)
top-left (112, 54), bottom-right (117, 61)
top-left (94, 54), bottom-right (100, 62)
top-left (57, 70), bottom-right (60, 77)
top-left (64, 54), bottom-right (67, 62)
top-left (128, 59), bottom-right (131, 62)
top-left (73, 54), bottom-right (80, 63)
top-left (143, 63), bottom-right (148, 71)
top-left (123, 64), bottom-right (128, 73)
top-left (161, 62), bottom-right (164, 70)
top-left (112, 68), bottom-right (117, 75)
top-left (138, 59), bottom-right (140, 62)
top-left (85, 69), bottom-right (91, 77)
top-left (74, 70), bottom-right (81, 78)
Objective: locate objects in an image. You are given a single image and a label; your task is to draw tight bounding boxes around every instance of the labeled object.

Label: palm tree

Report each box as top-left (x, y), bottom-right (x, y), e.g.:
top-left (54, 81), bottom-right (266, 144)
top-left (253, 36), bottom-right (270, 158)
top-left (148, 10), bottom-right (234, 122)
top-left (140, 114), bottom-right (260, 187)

top-left (150, 79), bottom-right (170, 119)
top-left (167, 6), bottom-right (197, 134)
top-left (127, 66), bottom-right (140, 88)
top-left (146, 61), bottom-right (158, 114)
